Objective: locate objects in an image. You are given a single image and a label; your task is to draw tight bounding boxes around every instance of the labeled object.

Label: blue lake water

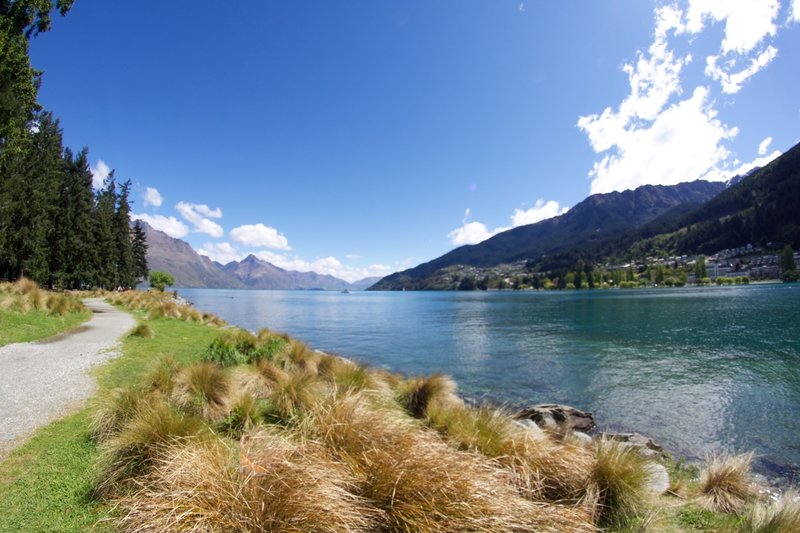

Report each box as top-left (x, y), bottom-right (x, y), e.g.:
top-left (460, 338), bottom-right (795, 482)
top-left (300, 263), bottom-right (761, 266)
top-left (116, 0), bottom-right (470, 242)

top-left (179, 284), bottom-right (800, 481)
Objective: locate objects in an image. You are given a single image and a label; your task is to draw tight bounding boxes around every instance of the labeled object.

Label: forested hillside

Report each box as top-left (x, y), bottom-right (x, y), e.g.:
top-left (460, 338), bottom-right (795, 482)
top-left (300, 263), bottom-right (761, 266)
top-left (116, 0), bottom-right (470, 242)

top-left (0, 1), bottom-right (147, 289)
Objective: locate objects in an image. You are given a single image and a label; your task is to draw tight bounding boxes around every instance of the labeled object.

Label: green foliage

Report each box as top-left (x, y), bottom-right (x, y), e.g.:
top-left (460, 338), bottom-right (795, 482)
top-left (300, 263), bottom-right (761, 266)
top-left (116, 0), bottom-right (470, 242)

top-left (131, 220), bottom-right (149, 282)
top-left (204, 328), bottom-right (288, 367)
top-left (148, 271), bottom-right (174, 292)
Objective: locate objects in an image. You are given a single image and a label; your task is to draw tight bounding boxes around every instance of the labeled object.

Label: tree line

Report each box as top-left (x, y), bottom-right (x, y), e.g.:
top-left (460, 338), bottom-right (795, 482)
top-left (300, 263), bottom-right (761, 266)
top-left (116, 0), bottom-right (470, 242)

top-left (0, 1), bottom-right (148, 289)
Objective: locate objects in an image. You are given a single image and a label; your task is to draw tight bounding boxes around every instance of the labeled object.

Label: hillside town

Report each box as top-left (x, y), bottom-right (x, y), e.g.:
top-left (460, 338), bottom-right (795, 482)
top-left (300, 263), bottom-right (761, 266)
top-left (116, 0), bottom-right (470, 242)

top-left (416, 245), bottom-right (800, 291)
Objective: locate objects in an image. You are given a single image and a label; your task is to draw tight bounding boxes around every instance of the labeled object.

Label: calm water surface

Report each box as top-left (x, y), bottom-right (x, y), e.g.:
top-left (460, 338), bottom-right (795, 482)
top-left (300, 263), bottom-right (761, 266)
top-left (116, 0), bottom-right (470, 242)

top-left (180, 284), bottom-right (800, 481)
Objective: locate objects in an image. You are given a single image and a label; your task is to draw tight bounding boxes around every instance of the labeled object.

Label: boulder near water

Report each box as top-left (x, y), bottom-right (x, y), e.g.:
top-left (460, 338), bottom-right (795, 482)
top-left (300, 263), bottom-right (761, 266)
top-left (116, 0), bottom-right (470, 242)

top-left (514, 404), bottom-right (596, 433)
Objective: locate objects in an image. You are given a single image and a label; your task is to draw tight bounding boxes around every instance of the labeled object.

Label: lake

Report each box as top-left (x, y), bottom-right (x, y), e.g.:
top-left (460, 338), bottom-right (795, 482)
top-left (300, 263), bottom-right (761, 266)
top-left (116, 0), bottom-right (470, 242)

top-left (179, 284), bottom-right (800, 482)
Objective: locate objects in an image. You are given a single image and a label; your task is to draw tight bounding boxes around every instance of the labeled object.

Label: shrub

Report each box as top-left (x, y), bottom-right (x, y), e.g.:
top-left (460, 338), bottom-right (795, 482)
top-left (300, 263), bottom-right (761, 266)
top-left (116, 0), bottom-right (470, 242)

top-left (148, 271), bottom-right (174, 292)
top-left (204, 329), bottom-right (288, 367)
top-left (698, 453), bottom-right (756, 513)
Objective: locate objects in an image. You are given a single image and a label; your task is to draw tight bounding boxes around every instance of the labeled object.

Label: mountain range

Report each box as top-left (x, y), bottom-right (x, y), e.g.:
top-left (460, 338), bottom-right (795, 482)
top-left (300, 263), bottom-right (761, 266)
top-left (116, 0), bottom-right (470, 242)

top-left (370, 141), bottom-right (800, 290)
top-left (141, 222), bottom-right (380, 290)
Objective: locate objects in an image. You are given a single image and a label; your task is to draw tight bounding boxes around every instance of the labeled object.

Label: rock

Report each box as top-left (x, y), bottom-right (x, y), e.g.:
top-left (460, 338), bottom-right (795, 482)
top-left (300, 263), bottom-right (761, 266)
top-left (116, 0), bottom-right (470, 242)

top-left (601, 432), bottom-right (664, 457)
top-left (569, 431), bottom-right (593, 447)
top-left (514, 418), bottom-right (545, 437)
top-left (644, 462), bottom-right (670, 494)
top-left (515, 404), bottom-right (596, 433)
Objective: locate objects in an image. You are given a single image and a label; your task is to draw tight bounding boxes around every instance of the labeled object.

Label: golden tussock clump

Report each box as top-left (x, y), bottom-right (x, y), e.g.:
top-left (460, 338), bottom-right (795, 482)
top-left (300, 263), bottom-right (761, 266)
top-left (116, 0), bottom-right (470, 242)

top-left (740, 489), bottom-right (800, 532)
top-left (398, 373), bottom-right (464, 418)
top-left (588, 438), bottom-right (656, 530)
top-left (425, 402), bottom-right (594, 504)
top-left (116, 432), bottom-right (381, 533)
top-left (94, 397), bottom-right (206, 498)
top-left (171, 362), bottom-right (231, 420)
top-left (698, 452), bottom-right (758, 514)
top-left (0, 278), bottom-right (85, 315)
top-left (305, 393), bottom-right (596, 533)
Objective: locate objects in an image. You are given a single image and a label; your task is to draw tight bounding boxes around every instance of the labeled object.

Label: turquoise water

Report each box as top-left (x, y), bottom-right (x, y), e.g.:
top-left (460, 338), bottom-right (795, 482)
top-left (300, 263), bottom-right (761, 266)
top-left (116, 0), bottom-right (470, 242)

top-left (180, 284), bottom-right (800, 481)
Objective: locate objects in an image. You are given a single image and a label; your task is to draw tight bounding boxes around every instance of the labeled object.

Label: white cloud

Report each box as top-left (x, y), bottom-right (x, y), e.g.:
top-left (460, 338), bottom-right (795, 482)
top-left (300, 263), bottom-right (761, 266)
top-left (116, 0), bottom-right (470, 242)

top-left (758, 136), bottom-right (773, 155)
top-left (252, 250), bottom-right (392, 282)
top-left (447, 221), bottom-right (499, 246)
top-left (728, 149), bottom-right (781, 178)
top-left (578, 5), bottom-right (690, 154)
top-left (143, 186), bottom-right (163, 208)
top-left (175, 201), bottom-right (224, 238)
top-left (230, 223), bottom-right (291, 250)
top-left (447, 201), bottom-right (569, 246)
top-left (131, 213), bottom-right (189, 239)
top-left (578, 2), bottom-right (788, 195)
top-left (792, 0), bottom-right (800, 23)
top-left (586, 87), bottom-right (737, 194)
top-left (511, 199), bottom-right (569, 227)
top-left (705, 45), bottom-right (778, 94)
top-left (197, 242), bottom-right (241, 264)
top-left (345, 253), bottom-right (361, 260)
top-left (685, 0), bottom-right (779, 54)
top-left (91, 160), bottom-right (110, 190)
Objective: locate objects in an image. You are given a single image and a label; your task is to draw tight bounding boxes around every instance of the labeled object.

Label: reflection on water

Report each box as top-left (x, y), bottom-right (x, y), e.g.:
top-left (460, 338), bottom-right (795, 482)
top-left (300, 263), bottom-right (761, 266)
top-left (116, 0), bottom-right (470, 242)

top-left (180, 284), bottom-right (800, 481)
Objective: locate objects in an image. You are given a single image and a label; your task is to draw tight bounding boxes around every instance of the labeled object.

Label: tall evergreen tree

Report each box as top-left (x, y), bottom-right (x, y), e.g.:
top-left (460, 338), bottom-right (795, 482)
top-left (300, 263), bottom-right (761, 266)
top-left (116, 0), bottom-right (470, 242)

top-left (131, 220), bottom-right (148, 283)
top-left (50, 147), bottom-right (97, 288)
top-left (0, 111), bottom-right (62, 283)
top-left (114, 179), bottom-right (135, 288)
top-left (93, 172), bottom-right (117, 289)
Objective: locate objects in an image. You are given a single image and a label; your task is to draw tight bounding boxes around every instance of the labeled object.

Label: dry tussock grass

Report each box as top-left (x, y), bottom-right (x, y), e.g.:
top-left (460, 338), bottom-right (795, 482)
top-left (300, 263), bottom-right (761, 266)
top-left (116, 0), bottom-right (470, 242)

top-left (589, 438), bottom-right (655, 530)
top-left (117, 433), bottom-right (380, 533)
top-left (171, 362), bottom-right (231, 420)
top-left (427, 402), bottom-right (593, 503)
top-left (0, 278), bottom-right (85, 315)
top-left (399, 373), bottom-right (463, 418)
top-left (741, 489), bottom-right (800, 533)
top-left (306, 393), bottom-right (596, 533)
top-left (698, 452), bottom-right (757, 513)
top-left (94, 397), bottom-right (205, 498)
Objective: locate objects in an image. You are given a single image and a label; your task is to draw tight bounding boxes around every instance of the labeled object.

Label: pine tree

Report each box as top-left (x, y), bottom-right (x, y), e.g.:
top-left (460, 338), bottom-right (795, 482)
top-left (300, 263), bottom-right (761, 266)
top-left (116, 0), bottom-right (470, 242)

top-left (93, 172), bottom-right (117, 289)
top-left (0, 112), bottom-right (62, 284)
top-left (114, 179), bottom-right (135, 288)
top-left (131, 220), bottom-right (148, 283)
top-left (51, 147), bottom-right (97, 288)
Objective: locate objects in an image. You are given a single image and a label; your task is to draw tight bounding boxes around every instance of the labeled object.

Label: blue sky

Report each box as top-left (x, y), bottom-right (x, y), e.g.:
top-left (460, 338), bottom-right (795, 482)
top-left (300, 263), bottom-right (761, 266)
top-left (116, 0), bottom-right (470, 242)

top-left (30, 1), bottom-right (800, 281)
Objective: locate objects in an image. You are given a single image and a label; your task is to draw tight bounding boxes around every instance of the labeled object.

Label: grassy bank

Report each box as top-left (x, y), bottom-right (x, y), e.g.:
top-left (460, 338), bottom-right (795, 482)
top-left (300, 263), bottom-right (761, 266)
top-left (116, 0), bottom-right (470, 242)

top-left (0, 289), bottom-right (797, 532)
top-left (0, 279), bottom-right (90, 346)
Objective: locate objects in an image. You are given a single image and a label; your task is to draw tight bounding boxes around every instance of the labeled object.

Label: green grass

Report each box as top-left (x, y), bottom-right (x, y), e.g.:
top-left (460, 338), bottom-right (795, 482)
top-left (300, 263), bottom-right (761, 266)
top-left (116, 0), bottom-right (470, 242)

top-left (0, 308), bottom-right (91, 347)
top-left (0, 315), bottom-right (217, 532)
top-left (0, 410), bottom-right (114, 533)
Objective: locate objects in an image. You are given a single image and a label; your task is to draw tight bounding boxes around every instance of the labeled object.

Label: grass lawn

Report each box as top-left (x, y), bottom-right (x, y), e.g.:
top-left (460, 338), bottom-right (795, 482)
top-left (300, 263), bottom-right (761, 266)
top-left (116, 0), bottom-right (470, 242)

top-left (0, 308), bottom-right (91, 347)
top-left (0, 314), bottom-right (217, 532)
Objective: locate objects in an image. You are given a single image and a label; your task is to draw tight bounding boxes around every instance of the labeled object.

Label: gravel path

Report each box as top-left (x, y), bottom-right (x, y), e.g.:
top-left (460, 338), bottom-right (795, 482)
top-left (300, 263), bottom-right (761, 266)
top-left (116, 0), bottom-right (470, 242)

top-left (0, 298), bottom-right (135, 459)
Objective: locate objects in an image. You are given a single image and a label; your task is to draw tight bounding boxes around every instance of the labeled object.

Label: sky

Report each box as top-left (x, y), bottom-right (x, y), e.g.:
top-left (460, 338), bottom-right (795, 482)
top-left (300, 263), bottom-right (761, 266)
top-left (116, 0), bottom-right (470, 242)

top-left (29, 1), bottom-right (800, 282)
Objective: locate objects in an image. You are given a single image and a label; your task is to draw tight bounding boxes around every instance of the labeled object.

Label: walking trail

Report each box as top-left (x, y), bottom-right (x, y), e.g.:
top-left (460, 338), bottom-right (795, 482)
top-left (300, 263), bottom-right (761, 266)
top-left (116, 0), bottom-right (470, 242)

top-left (0, 298), bottom-right (135, 460)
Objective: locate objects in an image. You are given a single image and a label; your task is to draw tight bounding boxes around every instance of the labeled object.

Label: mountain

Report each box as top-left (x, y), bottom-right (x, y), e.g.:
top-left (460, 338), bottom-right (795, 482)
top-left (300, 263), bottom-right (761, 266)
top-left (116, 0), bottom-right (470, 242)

top-left (223, 255), bottom-right (354, 291)
top-left (349, 276), bottom-right (383, 291)
top-left (140, 222), bottom-right (246, 289)
top-left (370, 180), bottom-right (725, 290)
top-left (627, 141), bottom-right (800, 256)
